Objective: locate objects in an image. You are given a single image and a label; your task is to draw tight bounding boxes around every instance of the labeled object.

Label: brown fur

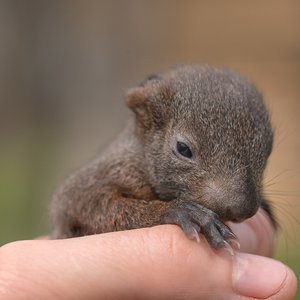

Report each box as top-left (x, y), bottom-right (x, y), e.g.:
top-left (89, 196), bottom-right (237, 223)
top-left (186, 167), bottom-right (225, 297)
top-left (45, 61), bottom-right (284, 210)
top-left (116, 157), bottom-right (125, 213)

top-left (51, 65), bottom-right (274, 248)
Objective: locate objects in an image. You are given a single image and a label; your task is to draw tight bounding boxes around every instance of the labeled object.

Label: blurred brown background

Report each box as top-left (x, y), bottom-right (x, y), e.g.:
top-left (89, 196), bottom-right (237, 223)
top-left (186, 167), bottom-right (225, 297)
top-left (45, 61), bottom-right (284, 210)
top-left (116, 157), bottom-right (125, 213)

top-left (0, 0), bottom-right (299, 295)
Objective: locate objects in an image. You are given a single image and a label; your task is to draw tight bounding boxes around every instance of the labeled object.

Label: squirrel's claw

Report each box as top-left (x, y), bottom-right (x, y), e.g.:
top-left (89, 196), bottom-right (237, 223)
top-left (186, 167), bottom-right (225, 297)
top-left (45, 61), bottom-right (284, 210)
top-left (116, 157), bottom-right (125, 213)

top-left (161, 199), bottom-right (239, 250)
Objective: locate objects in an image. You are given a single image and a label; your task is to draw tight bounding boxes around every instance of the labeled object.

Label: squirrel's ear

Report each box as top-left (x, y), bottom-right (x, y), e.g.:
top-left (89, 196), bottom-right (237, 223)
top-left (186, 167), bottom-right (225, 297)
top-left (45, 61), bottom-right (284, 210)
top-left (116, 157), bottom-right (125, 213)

top-left (125, 74), bottom-right (162, 111)
top-left (125, 74), bottom-right (165, 128)
top-left (125, 86), bottom-right (151, 127)
top-left (125, 86), bottom-right (148, 112)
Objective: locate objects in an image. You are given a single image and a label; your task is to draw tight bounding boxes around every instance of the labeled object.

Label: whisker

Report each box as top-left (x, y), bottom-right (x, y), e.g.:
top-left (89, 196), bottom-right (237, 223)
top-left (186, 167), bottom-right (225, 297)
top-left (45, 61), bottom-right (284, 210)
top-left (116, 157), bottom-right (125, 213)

top-left (264, 169), bottom-right (292, 185)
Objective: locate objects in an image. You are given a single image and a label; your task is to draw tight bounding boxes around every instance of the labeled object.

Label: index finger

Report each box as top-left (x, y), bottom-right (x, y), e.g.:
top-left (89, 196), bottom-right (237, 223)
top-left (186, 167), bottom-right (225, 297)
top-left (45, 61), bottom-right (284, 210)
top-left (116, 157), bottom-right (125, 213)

top-left (228, 208), bottom-right (275, 256)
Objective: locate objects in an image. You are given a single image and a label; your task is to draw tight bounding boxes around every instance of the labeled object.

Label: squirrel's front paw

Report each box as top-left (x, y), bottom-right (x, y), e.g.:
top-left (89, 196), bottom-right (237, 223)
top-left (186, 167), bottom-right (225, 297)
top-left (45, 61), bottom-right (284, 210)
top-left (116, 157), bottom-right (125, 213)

top-left (161, 200), bottom-right (237, 250)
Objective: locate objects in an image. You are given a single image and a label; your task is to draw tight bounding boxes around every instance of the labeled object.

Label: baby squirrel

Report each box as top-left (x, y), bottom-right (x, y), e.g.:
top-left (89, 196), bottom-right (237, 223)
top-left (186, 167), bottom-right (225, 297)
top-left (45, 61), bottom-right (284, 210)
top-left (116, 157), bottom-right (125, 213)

top-left (51, 65), bottom-right (275, 249)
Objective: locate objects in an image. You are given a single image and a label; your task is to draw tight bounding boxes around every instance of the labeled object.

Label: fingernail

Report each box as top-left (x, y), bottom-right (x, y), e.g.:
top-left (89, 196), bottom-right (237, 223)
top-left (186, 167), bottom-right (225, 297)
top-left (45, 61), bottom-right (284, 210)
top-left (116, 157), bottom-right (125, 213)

top-left (228, 222), bottom-right (257, 254)
top-left (233, 253), bottom-right (288, 299)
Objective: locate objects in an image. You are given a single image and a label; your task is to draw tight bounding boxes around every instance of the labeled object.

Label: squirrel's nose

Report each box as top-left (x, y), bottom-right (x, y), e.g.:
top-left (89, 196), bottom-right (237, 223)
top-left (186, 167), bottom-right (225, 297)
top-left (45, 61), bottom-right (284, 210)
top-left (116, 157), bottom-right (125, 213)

top-left (202, 178), bottom-right (260, 222)
top-left (225, 202), bottom-right (258, 222)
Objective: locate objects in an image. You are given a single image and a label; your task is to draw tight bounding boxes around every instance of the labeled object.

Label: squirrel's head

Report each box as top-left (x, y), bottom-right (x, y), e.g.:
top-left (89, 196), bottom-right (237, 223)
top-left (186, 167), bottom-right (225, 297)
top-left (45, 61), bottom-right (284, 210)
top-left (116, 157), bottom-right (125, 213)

top-left (125, 65), bottom-right (273, 222)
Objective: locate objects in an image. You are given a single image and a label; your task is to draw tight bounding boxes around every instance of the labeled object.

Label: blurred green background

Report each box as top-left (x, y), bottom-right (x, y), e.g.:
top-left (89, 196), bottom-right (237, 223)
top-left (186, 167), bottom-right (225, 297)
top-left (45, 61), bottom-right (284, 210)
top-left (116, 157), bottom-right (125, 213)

top-left (0, 0), bottom-right (299, 297)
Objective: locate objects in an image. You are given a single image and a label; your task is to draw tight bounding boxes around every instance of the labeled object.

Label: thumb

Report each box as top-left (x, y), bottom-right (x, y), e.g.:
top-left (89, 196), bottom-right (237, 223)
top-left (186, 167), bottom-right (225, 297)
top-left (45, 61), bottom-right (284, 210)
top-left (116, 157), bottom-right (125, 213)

top-left (0, 225), bottom-right (297, 300)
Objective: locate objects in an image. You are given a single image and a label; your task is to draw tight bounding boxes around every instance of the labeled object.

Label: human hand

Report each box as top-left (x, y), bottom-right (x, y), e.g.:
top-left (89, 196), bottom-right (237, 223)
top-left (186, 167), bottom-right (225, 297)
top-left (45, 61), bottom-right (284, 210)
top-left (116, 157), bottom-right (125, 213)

top-left (0, 208), bottom-right (297, 299)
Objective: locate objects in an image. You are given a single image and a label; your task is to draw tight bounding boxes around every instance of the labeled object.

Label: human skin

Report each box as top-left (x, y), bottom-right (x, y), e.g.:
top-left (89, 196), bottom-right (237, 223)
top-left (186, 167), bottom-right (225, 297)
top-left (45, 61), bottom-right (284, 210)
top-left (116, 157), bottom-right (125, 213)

top-left (0, 208), bottom-right (297, 299)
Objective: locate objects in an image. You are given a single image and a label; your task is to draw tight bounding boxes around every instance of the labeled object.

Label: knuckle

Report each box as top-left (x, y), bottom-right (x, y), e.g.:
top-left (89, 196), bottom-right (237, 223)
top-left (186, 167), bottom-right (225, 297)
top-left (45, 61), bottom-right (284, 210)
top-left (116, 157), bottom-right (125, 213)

top-left (149, 225), bottom-right (195, 260)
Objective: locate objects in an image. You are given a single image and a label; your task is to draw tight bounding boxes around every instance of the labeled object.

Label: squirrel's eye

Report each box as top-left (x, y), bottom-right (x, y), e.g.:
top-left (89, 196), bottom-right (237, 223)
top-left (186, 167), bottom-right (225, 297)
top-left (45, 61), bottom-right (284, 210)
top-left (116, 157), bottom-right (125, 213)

top-left (176, 142), bottom-right (193, 158)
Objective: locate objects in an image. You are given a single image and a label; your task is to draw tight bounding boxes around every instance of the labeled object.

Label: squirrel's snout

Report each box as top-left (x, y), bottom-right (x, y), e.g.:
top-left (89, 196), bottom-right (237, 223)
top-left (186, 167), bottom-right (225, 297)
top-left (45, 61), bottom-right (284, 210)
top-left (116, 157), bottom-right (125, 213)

top-left (202, 179), bottom-right (260, 222)
top-left (224, 202), bottom-right (258, 222)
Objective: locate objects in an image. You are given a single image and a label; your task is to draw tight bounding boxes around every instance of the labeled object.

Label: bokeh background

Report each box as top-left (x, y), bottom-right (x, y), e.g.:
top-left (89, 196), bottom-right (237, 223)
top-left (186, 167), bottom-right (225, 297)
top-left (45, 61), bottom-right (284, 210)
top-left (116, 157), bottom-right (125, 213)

top-left (1, 0), bottom-right (299, 296)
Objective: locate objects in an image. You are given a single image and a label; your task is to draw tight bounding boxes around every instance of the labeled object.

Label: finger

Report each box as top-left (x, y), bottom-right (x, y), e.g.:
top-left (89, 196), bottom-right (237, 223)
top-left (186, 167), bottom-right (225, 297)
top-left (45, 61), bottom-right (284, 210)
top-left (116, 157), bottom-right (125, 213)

top-left (233, 253), bottom-right (297, 300)
top-left (228, 208), bottom-right (275, 256)
top-left (0, 225), bottom-right (296, 300)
